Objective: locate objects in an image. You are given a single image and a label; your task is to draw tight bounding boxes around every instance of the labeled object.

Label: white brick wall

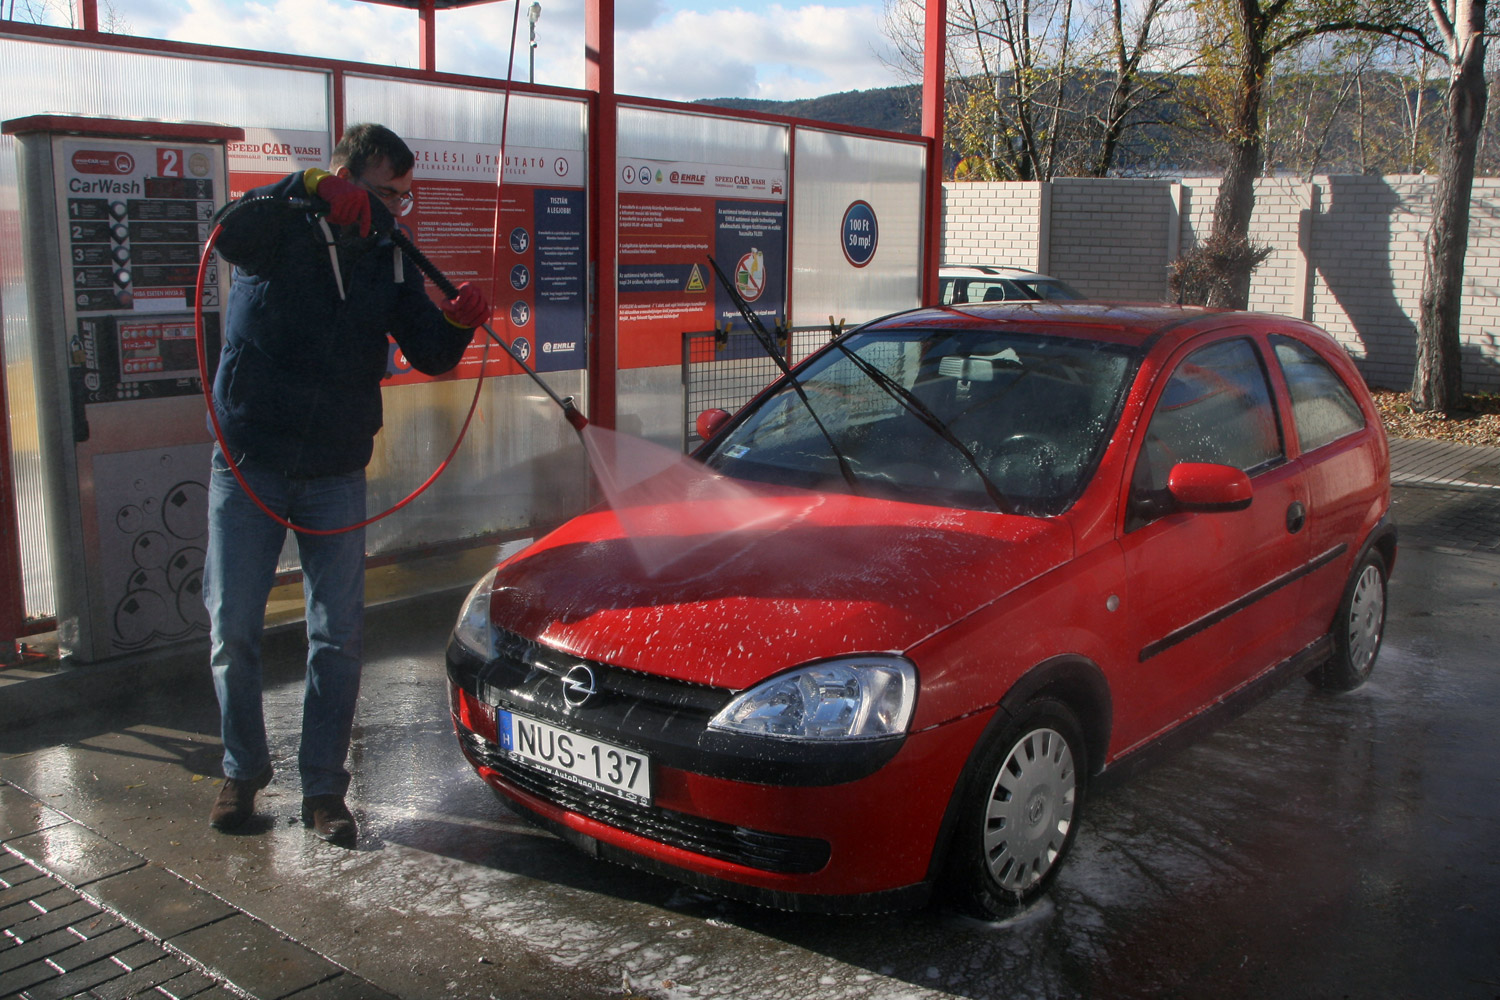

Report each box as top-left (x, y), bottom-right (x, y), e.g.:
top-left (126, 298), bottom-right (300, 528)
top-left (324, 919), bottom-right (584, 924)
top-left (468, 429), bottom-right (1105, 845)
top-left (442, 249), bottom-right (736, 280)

top-left (944, 177), bottom-right (1500, 391)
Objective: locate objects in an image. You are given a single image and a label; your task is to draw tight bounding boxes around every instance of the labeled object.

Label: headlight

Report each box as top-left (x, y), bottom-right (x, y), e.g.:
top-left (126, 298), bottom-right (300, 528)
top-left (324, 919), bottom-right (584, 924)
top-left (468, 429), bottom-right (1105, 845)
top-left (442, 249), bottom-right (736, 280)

top-left (452, 567), bottom-right (499, 660)
top-left (707, 657), bottom-right (917, 741)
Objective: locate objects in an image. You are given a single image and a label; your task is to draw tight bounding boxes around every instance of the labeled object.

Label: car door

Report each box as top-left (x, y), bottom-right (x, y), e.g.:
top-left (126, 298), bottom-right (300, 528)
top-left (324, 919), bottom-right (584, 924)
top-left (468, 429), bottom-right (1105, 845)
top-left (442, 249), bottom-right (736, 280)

top-left (1115, 332), bottom-right (1311, 750)
top-left (1265, 331), bottom-right (1386, 646)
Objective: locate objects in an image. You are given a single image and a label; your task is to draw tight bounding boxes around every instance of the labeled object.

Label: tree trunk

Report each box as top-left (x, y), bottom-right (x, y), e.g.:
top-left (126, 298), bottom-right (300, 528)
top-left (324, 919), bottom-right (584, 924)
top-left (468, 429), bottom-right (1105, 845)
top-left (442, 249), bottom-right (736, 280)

top-left (1206, 0), bottom-right (1267, 310)
top-left (1414, 1), bottom-right (1487, 414)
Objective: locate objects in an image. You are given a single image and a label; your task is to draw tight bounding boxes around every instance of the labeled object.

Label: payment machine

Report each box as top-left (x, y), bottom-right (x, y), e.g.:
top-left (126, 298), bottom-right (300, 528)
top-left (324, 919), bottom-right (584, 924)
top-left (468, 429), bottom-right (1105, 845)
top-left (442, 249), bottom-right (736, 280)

top-left (4, 116), bottom-right (242, 663)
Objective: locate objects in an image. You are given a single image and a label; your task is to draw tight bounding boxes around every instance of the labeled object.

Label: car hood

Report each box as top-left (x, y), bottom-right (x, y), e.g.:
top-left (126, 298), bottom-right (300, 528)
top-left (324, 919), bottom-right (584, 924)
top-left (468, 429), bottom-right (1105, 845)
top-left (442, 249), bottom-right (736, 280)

top-left (487, 483), bottom-right (1072, 690)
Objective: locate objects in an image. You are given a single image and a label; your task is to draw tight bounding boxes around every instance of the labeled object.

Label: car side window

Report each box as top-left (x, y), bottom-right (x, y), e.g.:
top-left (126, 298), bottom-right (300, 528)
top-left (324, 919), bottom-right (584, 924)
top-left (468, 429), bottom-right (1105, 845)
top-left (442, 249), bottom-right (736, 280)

top-left (1270, 335), bottom-right (1367, 453)
top-left (1128, 338), bottom-right (1282, 530)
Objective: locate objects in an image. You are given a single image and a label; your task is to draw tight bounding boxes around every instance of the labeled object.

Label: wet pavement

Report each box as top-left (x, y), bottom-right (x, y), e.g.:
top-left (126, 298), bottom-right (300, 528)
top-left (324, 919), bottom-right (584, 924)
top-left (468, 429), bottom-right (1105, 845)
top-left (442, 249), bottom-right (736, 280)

top-left (3, 440), bottom-right (1500, 1000)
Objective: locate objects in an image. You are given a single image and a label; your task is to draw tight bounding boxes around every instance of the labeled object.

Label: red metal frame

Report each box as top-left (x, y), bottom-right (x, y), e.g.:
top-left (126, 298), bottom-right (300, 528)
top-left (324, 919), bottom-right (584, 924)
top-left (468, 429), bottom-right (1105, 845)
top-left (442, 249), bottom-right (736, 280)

top-left (418, 0), bottom-right (437, 72)
top-left (921, 0), bottom-right (947, 306)
top-left (587, 0), bottom-right (618, 430)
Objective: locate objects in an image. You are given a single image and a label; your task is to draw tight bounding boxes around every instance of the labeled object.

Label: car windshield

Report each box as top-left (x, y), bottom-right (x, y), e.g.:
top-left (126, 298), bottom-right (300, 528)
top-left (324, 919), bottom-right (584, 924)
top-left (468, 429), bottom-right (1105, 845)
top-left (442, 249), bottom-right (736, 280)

top-left (701, 328), bottom-right (1137, 516)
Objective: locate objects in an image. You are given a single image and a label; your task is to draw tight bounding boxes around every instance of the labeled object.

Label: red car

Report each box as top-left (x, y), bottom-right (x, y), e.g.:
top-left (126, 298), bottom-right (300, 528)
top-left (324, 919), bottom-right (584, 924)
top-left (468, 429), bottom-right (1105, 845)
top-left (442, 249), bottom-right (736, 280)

top-left (446, 302), bottom-right (1394, 916)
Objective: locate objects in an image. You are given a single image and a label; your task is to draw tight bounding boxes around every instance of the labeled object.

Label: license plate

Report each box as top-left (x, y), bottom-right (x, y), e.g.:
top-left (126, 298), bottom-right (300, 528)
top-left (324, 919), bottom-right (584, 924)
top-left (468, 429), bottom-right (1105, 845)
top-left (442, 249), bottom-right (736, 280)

top-left (497, 709), bottom-right (652, 805)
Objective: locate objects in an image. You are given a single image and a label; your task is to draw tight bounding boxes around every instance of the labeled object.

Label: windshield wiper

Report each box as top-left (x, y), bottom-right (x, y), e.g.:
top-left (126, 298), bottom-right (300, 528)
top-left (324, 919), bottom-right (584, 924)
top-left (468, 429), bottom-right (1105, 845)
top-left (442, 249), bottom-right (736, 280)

top-left (831, 345), bottom-right (1014, 514)
top-left (704, 255), bottom-right (861, 494)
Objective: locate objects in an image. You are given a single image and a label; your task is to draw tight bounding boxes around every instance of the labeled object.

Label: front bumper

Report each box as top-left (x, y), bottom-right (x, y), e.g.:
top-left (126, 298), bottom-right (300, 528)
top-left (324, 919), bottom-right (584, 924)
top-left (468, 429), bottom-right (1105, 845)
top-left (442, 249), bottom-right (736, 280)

top-left (447, 641), bottom-right (988, 908)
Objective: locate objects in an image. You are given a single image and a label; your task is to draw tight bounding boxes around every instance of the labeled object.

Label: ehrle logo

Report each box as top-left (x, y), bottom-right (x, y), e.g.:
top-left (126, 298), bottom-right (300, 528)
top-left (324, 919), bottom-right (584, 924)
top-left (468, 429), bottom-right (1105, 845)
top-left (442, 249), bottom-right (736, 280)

top-left (562, 664), bottom-right (597, 708)
top-left (73, 150), bottom-right (135, 175)
top-left (542, 342), bottom-right (578, 353)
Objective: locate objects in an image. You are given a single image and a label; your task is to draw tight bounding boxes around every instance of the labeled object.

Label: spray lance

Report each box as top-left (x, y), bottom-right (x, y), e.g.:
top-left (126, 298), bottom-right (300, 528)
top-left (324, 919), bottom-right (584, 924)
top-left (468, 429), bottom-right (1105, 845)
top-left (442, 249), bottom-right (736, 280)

top-left (379, 220), bottom-right (588, 433)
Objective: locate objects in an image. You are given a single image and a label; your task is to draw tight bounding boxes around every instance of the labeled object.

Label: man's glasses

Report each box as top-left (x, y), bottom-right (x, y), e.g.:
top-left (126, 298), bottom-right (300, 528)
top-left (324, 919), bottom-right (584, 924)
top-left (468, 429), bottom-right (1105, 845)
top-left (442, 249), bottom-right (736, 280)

top-left (357, 178), bottom-right (415, 217)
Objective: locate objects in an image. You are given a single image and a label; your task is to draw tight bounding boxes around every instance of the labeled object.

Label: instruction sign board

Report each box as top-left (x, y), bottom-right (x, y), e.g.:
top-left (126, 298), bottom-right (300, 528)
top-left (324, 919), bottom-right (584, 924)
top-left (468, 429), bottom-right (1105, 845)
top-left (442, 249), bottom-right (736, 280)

top-left (617, 158), bottom-right (788, 369)
top-left (58, 136), bottom-right (226, 403)
top-left (387, 139), bottom-right (587, 383)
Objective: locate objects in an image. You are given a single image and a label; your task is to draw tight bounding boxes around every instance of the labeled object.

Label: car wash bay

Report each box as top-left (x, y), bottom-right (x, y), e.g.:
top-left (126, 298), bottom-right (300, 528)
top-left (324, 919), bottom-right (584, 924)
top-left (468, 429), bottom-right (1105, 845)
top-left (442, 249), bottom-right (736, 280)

top-left (1, 449), bottom-right (1498, 1000)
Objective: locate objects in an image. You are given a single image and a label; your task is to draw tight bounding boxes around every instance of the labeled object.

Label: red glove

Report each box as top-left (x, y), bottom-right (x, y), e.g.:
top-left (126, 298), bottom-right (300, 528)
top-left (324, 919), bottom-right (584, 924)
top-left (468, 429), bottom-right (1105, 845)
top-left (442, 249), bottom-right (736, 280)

top-left (442, 282), bottom-right (489, 328)
top-left (312, 172), bottom-right (371, 237)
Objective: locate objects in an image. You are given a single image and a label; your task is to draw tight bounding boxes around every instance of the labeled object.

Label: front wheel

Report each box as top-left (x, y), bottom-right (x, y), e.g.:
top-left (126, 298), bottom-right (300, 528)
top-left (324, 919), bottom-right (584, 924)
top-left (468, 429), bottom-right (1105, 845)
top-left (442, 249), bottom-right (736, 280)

top-left (941, 699), bottom-right (1086, 919)
top-left (1308, 550), bottom-right (1387, 692)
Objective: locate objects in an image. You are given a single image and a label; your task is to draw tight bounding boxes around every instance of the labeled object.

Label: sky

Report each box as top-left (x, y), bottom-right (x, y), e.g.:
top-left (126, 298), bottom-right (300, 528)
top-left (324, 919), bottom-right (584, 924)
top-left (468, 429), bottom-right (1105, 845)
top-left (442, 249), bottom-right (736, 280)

top-left (84, 0), bottom-right (912, 103)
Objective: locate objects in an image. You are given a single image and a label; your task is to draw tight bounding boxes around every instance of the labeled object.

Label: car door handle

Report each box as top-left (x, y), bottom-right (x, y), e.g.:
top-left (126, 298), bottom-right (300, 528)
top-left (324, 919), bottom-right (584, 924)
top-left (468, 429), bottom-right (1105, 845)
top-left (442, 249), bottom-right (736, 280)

top-left (1286, 501), bottom-right (1307, 534)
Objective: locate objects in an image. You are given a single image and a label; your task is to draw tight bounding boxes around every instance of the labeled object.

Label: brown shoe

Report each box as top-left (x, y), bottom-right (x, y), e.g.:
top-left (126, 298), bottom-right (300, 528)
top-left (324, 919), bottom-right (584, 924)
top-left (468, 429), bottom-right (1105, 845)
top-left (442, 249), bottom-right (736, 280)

top-left (301, 795), bottom-right (357, 847)
top-left (208, 765), bottom-right (273, 830)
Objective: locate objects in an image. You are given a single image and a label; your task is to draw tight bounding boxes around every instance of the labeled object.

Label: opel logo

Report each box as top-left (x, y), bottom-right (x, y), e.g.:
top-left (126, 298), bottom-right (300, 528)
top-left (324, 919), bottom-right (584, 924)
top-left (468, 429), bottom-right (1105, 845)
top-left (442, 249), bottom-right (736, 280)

top-left (562, 664), bottom-right (597, 708)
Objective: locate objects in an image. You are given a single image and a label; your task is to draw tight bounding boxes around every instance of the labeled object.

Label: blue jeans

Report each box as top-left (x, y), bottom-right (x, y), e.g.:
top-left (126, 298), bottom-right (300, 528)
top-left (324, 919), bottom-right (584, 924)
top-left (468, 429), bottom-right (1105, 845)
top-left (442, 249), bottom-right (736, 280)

top-left (205, 446), bottom-right (367, 798)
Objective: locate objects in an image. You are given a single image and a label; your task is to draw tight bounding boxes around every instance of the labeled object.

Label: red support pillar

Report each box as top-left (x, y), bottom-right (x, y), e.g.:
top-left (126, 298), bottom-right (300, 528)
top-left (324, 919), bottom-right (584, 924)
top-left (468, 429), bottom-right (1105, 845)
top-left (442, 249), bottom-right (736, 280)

top-left (332, 69), bottom-right (346, 148)
top-left (73, 0), bottom-right (98, 32)
top-left (921, 0), bottom-right (947, 306)
top-left (418, 0), bottom-right (437, 72)
top-left (586, 0), bottom-right (617, 429)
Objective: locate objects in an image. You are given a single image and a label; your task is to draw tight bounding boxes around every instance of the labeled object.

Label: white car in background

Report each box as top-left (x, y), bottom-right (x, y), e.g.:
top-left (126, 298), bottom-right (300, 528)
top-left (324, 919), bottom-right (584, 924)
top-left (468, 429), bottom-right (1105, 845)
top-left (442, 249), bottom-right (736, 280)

top-left (939, 264), bottom-right (1083, 305)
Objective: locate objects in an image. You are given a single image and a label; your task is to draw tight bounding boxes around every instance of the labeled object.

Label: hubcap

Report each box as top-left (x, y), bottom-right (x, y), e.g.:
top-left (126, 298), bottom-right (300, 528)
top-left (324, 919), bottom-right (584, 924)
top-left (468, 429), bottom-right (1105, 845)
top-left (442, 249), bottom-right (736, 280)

top-left (982, 727), bottom-right (1076, 892)
top-left (1346, 563), bottom-right (1385, 676)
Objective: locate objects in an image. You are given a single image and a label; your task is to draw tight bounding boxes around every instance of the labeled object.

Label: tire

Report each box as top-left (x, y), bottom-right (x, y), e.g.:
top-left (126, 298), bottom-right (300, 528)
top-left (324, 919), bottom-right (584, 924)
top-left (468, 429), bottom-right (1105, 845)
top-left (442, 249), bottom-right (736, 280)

top-left (1308, 550), bottom-right (1388, 692)
top-left (942, 699), bottom-right (1087, 919)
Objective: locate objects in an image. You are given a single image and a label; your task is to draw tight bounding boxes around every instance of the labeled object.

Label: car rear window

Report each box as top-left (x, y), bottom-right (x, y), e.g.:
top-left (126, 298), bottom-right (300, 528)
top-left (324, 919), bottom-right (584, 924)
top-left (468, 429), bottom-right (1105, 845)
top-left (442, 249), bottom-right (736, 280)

top-left (1270, 335), bottom-right (1367, 453)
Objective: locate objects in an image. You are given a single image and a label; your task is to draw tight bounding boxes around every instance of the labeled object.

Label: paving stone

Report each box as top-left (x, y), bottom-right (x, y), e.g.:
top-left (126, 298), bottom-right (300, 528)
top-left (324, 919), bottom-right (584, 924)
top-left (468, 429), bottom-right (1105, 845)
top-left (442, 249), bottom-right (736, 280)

top-left (0, 956), bottom-right (58, 997)
top-left (184, 987), bottom-right (249, 1000)
top-left (43, 924), bottom-right (136, 972)
top-left (171, 914), bottom-right (342, 1000)
top-left (85, 954), bottom-right (192, 1000)
top-left (107, 938), bottom-right (168, 972)
top-left (0, 925), bottom-right (80, 974)
top-left (0, 886), bottom-right (78, 926)
top-left (153, 968), bottom-right (220, 999)
top-left (0, 861), bottom-right (43, 890)
top-left (84, 867), bottom-right (233, 941)
top-left (5, 899), bottom-right (103, 944)
top-left (0, 871), bottom-right (65, 909)
top-left (20, 952), bottom-right (131, 1000)
top-left (4, 825), bottom-right (144, 888)
top-left (0, 785), bottom-right (70, 842)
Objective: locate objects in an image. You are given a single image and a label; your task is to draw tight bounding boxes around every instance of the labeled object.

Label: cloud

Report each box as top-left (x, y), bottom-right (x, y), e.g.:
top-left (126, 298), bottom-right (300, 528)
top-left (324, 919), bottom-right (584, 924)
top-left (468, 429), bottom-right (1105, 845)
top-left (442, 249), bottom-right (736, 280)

top-left (153, 0), bottom-right (424, 69)
top-left (111, 0), bottom-right (901, 102)
top-left (617, 4), bottom-right (900, 102)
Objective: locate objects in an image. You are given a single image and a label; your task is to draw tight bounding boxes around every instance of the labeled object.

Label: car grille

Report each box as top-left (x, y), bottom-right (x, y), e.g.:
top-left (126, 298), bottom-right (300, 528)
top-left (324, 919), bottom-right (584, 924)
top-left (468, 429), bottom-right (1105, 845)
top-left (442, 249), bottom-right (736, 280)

top-left (459, 728), bottom-right (830, 875)
top-left (476, 627), bottom-right (732, 718)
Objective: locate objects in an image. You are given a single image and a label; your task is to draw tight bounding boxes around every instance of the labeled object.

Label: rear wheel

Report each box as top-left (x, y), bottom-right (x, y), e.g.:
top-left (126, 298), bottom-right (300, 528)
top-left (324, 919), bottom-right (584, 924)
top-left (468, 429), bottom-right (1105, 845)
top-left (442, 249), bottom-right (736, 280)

top-left (942, 699), bottom-right (1086, 918)
top-left (1308, 550), bottom-right (1387, 692)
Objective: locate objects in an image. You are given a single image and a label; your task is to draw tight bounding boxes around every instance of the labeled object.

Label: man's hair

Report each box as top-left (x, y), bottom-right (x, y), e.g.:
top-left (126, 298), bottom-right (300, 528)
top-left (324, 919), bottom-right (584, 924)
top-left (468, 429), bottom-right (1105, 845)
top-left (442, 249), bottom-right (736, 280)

top-left (330, 123), bottom-right (414, 179)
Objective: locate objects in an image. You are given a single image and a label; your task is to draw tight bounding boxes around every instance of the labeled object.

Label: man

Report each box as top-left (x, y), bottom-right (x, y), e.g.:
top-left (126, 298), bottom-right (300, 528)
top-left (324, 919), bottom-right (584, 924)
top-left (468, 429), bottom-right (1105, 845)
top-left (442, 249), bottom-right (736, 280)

top-left (204, 123), bottom-right (489, 846)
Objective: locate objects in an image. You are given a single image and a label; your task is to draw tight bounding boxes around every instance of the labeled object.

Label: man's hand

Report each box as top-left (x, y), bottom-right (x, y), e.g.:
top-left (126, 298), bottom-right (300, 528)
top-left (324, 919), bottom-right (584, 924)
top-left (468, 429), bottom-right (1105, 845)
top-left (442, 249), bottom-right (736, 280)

top-left (312, 173), bottom-right (371, 237)
top-left (443, 283), bottom-right (490, 329)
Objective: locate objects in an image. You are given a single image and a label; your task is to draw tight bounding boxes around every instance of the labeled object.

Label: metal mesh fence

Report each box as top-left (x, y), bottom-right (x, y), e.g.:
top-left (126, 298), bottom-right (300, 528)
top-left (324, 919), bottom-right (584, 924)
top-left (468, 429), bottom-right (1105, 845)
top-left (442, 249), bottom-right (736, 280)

top-left (681, 324), bottom-right (841, 451)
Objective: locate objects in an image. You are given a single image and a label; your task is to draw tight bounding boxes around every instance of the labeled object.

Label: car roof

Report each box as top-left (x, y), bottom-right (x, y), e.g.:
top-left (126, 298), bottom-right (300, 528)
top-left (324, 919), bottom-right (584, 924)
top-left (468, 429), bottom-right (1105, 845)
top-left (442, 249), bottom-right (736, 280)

top-left (857, 300), bottom-right (1285, 349)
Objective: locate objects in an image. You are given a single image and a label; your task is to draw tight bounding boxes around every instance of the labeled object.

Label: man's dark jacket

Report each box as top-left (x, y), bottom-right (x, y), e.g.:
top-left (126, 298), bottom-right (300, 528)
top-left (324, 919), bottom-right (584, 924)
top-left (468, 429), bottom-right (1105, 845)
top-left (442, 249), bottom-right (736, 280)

top-left (212, 171), bottom-right (473, 477)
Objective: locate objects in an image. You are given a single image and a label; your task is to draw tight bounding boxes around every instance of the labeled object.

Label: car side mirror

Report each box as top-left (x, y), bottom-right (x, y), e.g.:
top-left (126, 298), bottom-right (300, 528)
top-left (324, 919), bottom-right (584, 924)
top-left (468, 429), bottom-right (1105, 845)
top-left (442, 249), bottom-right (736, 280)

top-left (696, 408), bottom-right (731, 441)
top-left (1167, 462), bottom-right (1253, 513)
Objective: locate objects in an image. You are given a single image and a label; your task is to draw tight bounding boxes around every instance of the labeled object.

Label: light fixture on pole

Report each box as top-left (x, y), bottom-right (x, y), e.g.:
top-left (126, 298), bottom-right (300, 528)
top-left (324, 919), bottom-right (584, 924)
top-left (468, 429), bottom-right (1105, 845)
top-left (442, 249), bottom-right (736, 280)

top-left (527, 2), bottom-right (541, 84)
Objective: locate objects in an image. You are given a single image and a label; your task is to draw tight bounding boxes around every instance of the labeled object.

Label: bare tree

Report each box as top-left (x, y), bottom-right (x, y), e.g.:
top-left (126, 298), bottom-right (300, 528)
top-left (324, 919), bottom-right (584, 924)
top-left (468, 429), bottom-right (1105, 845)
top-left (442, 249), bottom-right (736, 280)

top-left (1183, 0), bottom-right (1428, 308)
top-left (1413, 0), bottom-right (1488, 412)
top-left (1, 0), bottom-right (128, 31)
top-left (883, 0), bottom-right (1191, 179)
